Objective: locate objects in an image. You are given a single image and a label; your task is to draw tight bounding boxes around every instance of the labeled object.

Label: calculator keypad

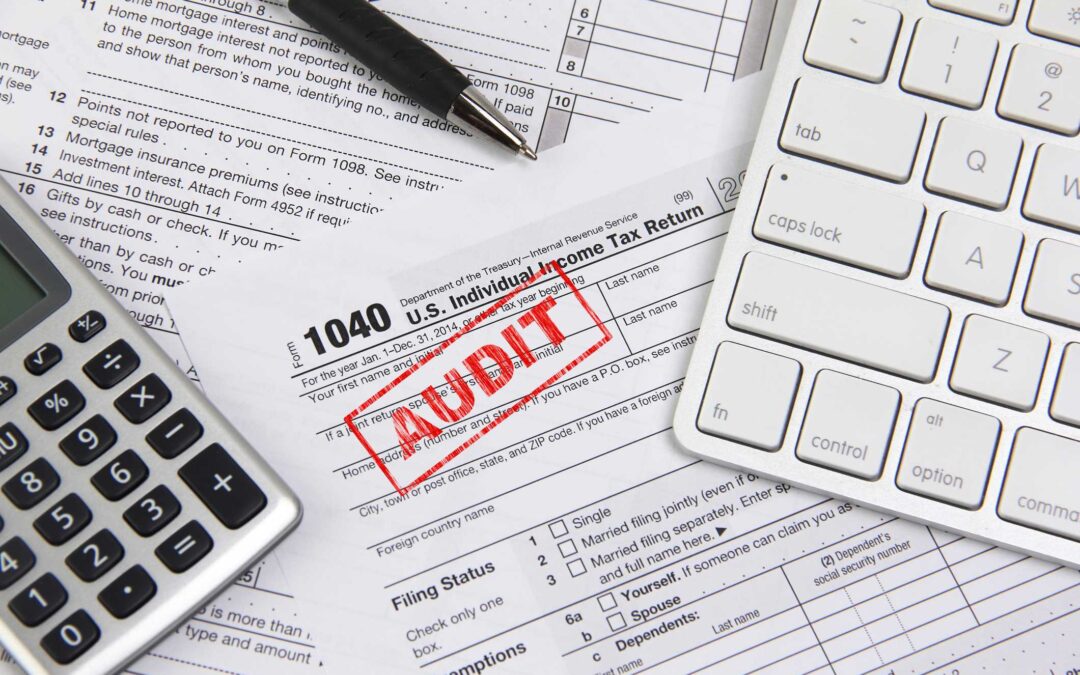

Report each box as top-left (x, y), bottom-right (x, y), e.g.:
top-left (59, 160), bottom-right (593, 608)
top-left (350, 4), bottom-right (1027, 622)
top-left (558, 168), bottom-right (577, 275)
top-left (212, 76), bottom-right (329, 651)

top-left (83, 340), bottom-right (139, 390)
top-left (28, 380), bottom-right (85, 431)
top-left (180, 444), bottom-right (266, 529)
top-left (40, 610), bottom-right (99, 665)
top-left (0, 376), bottom-right (15, 406)
top-left (156, 521), bottom-right (213, 573)
top-left (24, 344), bottom-right (62, 377)
top-left (115, 374), bottom-right (171, 424)
top-left (0, 423), bottom-right (29, 472)
top-left (98, 565), bottom-right (156, 619)
top-left (65, 530), bottom-right (123, 582)
top-left (0, 537), bottom-right (36, 589)
top-left (9, 573), bottom-right (67, 627)
top-left (123, 485), bottom-right (180, 537)
top-left (4, 458), bottom-right (60, 510)
top-left (58, 415), bottom-right (116, 466)
top-left (67, 311), bottom-right (105, 343)
top-left (34, 494), bottom-right (92, 546)
top-left (147, 408), bottom-right (203, 459)
top-left (91, 450), bottom-right (148, 501)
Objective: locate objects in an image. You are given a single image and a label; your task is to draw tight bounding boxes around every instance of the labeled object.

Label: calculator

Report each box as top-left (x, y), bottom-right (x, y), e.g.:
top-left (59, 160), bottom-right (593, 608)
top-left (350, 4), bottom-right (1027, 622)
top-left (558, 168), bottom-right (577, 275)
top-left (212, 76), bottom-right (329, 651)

top-left (0, 180), bottom-right (301, 674)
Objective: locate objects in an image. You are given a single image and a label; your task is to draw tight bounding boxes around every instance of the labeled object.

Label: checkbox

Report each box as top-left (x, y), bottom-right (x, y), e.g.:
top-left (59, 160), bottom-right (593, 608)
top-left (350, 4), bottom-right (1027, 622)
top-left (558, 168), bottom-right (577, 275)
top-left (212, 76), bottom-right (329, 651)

top-left (606, 612), bottom-right (626, 630)
top-left (567, 559), bottom-right (587, 577)
top-left (548, 520), bottom-right (569, 538)
top-left (597, 593), bottom-right (617, 611)
top-left (558, 539), bottom-right (578, 557)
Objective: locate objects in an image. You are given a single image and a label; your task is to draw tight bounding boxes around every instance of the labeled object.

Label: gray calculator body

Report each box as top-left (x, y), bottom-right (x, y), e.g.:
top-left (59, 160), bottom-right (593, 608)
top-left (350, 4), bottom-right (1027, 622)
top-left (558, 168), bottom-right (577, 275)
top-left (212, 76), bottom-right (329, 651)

top-left (0, 179), bottom-right (301, 674)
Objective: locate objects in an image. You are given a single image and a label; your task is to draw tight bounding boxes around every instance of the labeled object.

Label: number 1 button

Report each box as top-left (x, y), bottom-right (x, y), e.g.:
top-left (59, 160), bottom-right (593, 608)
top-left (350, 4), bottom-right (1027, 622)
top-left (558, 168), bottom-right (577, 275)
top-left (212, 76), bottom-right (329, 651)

top-left (180, 444), bottom-right (266, 529)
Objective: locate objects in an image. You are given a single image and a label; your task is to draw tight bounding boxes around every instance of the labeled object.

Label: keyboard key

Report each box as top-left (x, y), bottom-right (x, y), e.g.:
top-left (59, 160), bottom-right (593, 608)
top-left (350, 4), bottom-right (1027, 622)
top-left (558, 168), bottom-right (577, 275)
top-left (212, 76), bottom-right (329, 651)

top-left (0, 537), bottom-right (35, 589)
top-left (1028, 0), bottom-right (1080, 45)
top-left (998, 45), bottom-right (1079, 136)
top-left (0, 376), bottom-right (14, 407)
top-left (1023, 144), bottom-right (1080, 232)
top-left (901, 19), bottom-right (998, 108)
top-left (951, 315), bottom-right (1049, 410)
top-left (3, 458), bottom-right (60, 510)
top-left (124, 485), bottom-right (180, 537)
top-left (9, 573), bottom-right (67, 626)
top-left (24, 343), bottom-right (61, 376)
top-left (115, 373), bottom-right (171, 424)
top-left (728, 253), bottom-right (951, 382)
top-left (999, 428), bottom-right (1080, 541)
top-left (925, 212), bottom-right (1023, 304)
top-left (896, 398), bottom-right (1000, 508)
top-left (147, 408), bottom-right (204, 459)
top-left (28, 380), bottom-right (86, 430)
top-left (68, 310), bottom-right (106, 343)
top-left (156, 521), bottom-right (214, 573)
top-left (929, 0), bottom-right (1016, 24)
top-left (180, 444), bottom-right (267, 529)
top-left (98, 565), bottom-right (156, 619)
top-left (1051, 343), bottom-right (1080, 427)
top-left (753, 163), bottom-right (924, 277)
top-left (92, 450), bottom-right (149, 501)
top-left (925, 117), bottom-right (1023, 209)
top-left (795, 370), bottom-right (900, 479)
top-left (83, 339), bottom-right (140, 389)
top-left (34, 494), bottom-right (92, 546)
top-left (40, 609), bottom-right (99, 665)
top-left (0, 423), bottom-right (29, 472)
top-left (695, 342), bottom-right (801, 451)
top-left (1024, 238), bottom-right (1080, 328)
top-left (803, 0), bottom-right (901, 82)
top-left (66, 530), bottom-right (123, 582)
top-left (59, 414), bottom-right (116, 466)
top-left (779, 77), bottom-right (926, 182)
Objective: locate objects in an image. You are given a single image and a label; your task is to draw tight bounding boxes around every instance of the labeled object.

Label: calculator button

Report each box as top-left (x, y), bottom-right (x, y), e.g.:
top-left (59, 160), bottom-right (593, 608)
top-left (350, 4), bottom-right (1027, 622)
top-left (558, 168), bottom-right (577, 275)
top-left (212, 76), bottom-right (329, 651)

top-left (92, 450), bottom-right (148, 501)
top-left (9, 573), bottom-right (67, 627)
top-left (180, 444), bottom-right (266, 529)
top-left (34, 494), bottom-right (92, 546)
top-left (59, 415), bottom-right (117, 466)
top-left (156, 521), bottom-right (213, 573)
top-left (124, 485), bottom-right (180, 536)
top-left (0, 376), bottom-right (15, 406)
top-left (147, 408), bottom-right (204, 459)
top-left (28, 380), bottom-right (86, 430)
top-left (69, 310), bottom-right (106, 343)
top-left (3, 458), bottom-right (60, 509)
top-left (24, 343), bottom-right (62, 376)
top-left (83, 339), bottom-right (140, 389)
top-left (98, 565), bottom-right (156, 619)
top-left (66, 530), bottom-right (123, 582)
top-left (0, 537), bottom-right (35, 589)
top-left (41, 609), bottom-right (99, 665)
top-left (0, 423), bottom-right (29, 472)
top-left (115, 374), bottom-right (171, 424)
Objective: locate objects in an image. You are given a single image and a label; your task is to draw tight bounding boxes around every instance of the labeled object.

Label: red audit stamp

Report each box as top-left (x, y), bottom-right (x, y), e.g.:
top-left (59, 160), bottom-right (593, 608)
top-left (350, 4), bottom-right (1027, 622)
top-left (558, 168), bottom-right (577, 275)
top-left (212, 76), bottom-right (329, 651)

top-left (344, 262), bottom-right (612, 495)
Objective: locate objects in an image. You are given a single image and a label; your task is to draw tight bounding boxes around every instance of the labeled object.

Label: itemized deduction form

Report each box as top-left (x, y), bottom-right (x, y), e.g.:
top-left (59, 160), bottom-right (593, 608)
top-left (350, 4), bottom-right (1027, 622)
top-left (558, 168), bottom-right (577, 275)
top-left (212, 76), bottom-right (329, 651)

top-left (166, 80), bottom-right (1080, 673)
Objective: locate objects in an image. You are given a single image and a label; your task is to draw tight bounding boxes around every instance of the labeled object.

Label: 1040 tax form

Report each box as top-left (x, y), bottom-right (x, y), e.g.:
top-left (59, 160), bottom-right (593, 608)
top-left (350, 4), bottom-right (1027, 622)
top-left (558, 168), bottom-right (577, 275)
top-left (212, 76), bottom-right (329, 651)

top-left (167, 83), bottom-right (1080, 673)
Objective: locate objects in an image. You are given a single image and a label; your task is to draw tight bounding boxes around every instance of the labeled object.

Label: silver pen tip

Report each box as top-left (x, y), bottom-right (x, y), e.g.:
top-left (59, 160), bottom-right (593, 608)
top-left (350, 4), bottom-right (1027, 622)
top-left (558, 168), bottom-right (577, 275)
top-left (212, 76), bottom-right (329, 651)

top-left (521, 145), bottom-right (538, 161)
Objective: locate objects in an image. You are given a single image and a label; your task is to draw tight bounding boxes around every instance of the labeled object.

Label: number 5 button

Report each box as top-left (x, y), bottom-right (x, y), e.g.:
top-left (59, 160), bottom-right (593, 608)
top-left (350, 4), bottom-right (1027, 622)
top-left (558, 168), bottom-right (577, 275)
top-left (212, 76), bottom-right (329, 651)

top-left (180, 445), bottom-right (266, 529)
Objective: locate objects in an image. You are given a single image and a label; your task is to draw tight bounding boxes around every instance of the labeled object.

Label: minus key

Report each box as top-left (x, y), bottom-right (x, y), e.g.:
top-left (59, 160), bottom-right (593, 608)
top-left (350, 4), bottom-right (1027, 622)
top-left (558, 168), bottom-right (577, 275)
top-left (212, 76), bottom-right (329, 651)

top-left (146, 408), bottom-right (204, 459)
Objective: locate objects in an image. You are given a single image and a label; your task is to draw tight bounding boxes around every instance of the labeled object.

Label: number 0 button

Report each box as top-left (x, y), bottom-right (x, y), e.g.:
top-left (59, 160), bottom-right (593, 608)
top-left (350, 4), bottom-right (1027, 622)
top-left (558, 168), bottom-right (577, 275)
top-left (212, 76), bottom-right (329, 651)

top-left (41, 609), bottom-right (99, 665)
top-left (180, 444), bottom-right (266, 529)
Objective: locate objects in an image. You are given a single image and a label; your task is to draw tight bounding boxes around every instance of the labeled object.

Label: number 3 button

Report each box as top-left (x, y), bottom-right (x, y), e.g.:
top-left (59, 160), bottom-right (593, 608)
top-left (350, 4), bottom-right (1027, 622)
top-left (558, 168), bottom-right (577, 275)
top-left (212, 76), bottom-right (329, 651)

top-left (123, 486), bottom-right (180, 537)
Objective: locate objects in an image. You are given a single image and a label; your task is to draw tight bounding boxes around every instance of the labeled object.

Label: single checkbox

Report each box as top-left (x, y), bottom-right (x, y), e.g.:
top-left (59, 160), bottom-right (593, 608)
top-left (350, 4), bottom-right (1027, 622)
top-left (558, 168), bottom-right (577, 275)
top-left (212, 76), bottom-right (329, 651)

top-left (567, 559), bottom-right (587, 577)
top-left (548, 520), bottom-right (569, 538)
top-left (558, 539), bottom-right (578, 557)
top-left (597, 593), bottom-right (617, 611)
top-left (606, 612), bottom-right (626, 630)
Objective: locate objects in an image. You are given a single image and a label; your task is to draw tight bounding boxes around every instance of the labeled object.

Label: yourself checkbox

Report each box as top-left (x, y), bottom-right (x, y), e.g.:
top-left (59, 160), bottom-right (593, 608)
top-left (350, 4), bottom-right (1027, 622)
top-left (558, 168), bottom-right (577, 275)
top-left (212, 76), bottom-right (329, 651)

top-left (606, 612), bottom-right (626, 630)
top-left (567, 559), bottom-right (587, 577)
top-left (597, 593), bottom-right (617, 611)
top-left (548, 520), bottom-right (569, 538)
top-left (558, 539), bottom-right (578, 557)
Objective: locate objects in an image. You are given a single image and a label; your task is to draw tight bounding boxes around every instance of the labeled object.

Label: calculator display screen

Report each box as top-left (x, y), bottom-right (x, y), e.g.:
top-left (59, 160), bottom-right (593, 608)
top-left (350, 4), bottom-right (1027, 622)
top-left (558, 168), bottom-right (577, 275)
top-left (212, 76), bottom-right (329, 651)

top-left (0, 243), bottom-right (46, 330)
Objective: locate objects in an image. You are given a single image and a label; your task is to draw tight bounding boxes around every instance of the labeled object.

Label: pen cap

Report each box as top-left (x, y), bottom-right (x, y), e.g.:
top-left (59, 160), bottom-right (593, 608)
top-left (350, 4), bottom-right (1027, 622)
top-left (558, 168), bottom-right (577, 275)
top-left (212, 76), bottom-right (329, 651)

top-left (288, 0), bottom-right (472, 118)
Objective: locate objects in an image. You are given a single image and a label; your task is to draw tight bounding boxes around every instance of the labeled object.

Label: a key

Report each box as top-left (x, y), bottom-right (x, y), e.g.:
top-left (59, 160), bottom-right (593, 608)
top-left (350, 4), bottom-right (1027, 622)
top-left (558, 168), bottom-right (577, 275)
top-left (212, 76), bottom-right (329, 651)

top-left (998, 428), bottom-right (1080, 541)
top-left (40, 609), bottom-right (99, 665)
top-left (146, 408), bottom-right (204, 459)
top-left (1023, 144), bottom-right (1080, 232)
top-left (28, 380), bottom-right (86, 431)
top-left (779, 77), bottom-right (926, 182)
top-left (24, 343), bottom-right (61, 376)
top-left (115, 373), bottom-right (171, 424)
top-left (1051, 343), bottom-right (1080, 427)
top-left (180, 444), bottom-right (267, 529)
top-left (3, 458), bottom-right (60, 510)
top-left (124, 485), bottom-right (180, 537)
top-left (998, 45), bottom-right (1080, 136)
top-left (1028, 0), bottom-right (1080, 45)
top-left (753, 163), bottom-right (925, 277)
top-left (950, 315), bottom-right (1049, 410)
top-left (795, 370), bottom-right (900, 479)
top-left (1024, 238), bottom-right (1080, 329)
top-left (92, 450), bottom-right (149, 501)
top-left (156, 521), bottom-right (214, 573)
top-left (98, 565), bottom-right (156, 619)
top-left (9, 573), bottom-right (67, 627)
top-left (0, 423), bottom-right (29, 473)
top-left (925, 211), bottom-right (1023, 304)
top-left (695, 342), bottom-right (802, 451)
top-left (59, 415), bottom-right (117, 466)
top-left (66, 530), bottom-right (123, 582)
top-left (34, 494), bottom-right (92, 546)
top-left (929, 0), bottom-right (1017, 24)
top-left (0, 376), bottom-right (14, 407)
top-left (728, 253), bottom-right (951, 382)
top-left (803, 0), bottom-right (901, 82)
top-left (0, 537), bottom-right (35, 589)
top-left (68, 310), bottom-right (106, 343)
top-left (901, 19), bottom-right (998, 108)
top-left (925, 117), bottom-right (1023, 209)
top-left (896, 399), bottom-right (1000, 508)
top-left (83, 339), bottom-right (140, 389)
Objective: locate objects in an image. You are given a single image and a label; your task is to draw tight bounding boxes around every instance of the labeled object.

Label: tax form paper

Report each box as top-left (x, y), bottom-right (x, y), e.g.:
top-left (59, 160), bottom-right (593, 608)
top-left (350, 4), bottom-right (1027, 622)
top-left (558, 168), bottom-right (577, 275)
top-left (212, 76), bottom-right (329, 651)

top-left (167, 83), bottom-right (1080, 673)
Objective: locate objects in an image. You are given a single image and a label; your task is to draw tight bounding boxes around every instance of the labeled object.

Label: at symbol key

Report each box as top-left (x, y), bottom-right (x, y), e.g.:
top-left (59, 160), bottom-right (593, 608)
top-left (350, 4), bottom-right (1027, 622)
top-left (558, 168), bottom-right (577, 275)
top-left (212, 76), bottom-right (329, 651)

top-left (83, 340), bottom-right (140, 389)
top-left (179, 445), bottom-right (266, 529)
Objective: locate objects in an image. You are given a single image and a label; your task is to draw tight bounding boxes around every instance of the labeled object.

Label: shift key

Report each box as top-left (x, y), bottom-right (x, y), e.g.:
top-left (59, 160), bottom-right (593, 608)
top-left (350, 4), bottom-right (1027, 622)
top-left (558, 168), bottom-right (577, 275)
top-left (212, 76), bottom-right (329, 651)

top-left (728, 253), bottom-right (950, 382)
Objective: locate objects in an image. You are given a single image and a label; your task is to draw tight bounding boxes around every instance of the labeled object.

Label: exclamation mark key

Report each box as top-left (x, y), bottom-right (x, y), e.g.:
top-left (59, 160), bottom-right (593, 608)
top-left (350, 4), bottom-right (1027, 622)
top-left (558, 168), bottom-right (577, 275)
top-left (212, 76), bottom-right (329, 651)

top-left (901, 19), bottom-right (998, 108)
top-left (155, 521), bottom-right (214, 573)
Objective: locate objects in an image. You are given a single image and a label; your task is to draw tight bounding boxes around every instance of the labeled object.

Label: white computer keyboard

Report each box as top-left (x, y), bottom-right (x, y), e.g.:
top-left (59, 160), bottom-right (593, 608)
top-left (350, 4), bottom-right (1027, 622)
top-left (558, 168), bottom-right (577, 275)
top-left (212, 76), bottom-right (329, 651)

top-left (674, 0), bottom-right (1080, 567)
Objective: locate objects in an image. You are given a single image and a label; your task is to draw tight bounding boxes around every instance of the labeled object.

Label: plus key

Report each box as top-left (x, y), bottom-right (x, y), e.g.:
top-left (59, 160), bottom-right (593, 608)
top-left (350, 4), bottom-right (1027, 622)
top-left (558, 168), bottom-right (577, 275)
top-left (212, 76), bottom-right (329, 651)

top-left (179, 444), bottom-right (266, 529)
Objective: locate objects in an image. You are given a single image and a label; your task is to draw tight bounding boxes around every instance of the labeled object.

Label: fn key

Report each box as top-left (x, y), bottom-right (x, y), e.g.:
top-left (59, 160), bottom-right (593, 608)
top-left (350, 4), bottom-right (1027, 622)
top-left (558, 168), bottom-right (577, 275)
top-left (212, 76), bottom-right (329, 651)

top-left (179, 444), bottom-right (266, 529)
